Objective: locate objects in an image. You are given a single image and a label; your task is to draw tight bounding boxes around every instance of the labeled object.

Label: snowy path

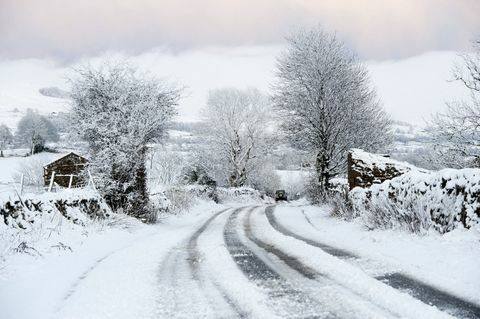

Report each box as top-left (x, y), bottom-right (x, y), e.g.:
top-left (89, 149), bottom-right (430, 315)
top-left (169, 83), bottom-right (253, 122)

top-left (263, 206), bottom-right (480, 319)
top-left (3, 204), bottom-right (480, 319)
top-left (155, 205), bottom-right (479, 318)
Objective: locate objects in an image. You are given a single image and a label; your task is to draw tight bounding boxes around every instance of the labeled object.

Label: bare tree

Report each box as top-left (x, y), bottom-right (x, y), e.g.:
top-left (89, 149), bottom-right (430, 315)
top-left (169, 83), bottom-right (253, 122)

top-left (69, 62), bottom-right (181, 221)
top-left (0, 124), bottom-right (13, 157)
top-left (199, 88), bottom-right (271, 187)
top-left (430, 41), bottom-right (480, 168)
top-left (273, 27), bottom-right (391, 198)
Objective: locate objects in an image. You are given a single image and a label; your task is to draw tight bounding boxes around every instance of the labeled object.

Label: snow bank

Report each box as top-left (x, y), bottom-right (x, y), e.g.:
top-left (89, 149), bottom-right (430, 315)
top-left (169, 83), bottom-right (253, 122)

top-left (350, 169), bottom-right (480, 233)
top-left (0, 189), bottom-right (112, 259)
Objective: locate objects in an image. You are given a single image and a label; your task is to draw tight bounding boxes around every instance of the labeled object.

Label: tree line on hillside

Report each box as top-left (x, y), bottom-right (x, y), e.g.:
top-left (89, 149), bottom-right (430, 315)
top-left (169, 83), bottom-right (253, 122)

top-left (4, 27), bottom-right (478, 222)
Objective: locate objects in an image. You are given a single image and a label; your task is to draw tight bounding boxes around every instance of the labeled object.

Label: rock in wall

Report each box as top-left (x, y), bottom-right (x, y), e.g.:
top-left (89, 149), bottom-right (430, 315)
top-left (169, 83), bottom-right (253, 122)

top-left (348, 149), bottom-right (425, 190)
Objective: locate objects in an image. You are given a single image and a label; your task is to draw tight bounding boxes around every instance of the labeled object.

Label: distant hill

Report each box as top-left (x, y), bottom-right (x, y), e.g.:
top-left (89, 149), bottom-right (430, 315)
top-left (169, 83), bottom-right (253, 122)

top-left (38, 87), bottom-right (70, 99)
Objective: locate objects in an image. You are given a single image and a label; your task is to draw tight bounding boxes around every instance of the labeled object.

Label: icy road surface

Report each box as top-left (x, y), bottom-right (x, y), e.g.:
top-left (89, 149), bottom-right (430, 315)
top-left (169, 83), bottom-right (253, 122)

top-left (4, 205), bottom-right (480, 319)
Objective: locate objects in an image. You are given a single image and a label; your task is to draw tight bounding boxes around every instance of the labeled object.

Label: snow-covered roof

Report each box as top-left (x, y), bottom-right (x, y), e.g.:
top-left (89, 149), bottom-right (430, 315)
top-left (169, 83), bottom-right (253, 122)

top-left (350, 148), bottom-right (428, 173)
top-left (43, 151), bottom-right (88, 168)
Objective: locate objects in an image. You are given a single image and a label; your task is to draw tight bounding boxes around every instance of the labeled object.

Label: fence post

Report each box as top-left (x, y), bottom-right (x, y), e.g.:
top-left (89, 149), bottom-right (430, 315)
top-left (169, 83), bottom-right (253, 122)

top-left (48, 171), bottom-right (55, 192)
top-left (87, 169), bottom-right (97, 192)
top-left (68, 174), bottom-right (73, 189)
top-left (20, 174), bottom-right (24, 196)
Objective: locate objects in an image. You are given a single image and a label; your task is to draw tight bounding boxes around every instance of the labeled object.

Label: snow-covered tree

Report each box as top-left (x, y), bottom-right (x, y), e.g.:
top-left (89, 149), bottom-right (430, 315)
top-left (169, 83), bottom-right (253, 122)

top-left (430, 41), bottom-right (480, 168)
top-left (69, 62), bottom-right (181, 220)
top-left (16, 109), bottom-right (59, 154)
top-left (249, 161), bottom-right (281, 196)
top-left (148, 146), bottom-right (185, 187)
top-left (199, 88), bottom-right (272, 187)
top-left (273, 27), bottom-right (391, 198)
top-left (0, 124), bottom-right (13, 157)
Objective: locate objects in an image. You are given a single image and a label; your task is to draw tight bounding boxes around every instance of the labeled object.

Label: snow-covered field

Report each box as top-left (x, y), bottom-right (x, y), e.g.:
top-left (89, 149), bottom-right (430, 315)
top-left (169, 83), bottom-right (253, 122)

top-left (0, 151), bottom-right (75, 200)
top-left (0, 201), bottom-right (224, 319)
top-left (2, 203), bottom-right (479, 319)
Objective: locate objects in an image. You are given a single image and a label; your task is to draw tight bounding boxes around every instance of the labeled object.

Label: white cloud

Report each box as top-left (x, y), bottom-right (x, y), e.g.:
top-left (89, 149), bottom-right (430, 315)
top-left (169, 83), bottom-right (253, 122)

top-left (0, 47), bottom-right (470, 128)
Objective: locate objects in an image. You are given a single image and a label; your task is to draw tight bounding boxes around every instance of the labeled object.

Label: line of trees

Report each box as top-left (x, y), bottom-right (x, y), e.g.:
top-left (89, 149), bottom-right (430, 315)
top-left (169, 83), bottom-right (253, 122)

top-left (3, 27), bottom-right (478, 222)
top-left (40, 26), bottom-right (395, 220)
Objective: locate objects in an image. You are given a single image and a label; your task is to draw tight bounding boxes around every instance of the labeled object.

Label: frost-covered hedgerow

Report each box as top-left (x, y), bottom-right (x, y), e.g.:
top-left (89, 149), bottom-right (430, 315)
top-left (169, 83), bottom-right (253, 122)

top-left (151, 185), bottom-right (269, 216)
top-left (217, 187), bottom-right (269, 204)
top-left (151, 185), bottom-right (218, 215)
top-left (350, 169), bottom-right (480, 233)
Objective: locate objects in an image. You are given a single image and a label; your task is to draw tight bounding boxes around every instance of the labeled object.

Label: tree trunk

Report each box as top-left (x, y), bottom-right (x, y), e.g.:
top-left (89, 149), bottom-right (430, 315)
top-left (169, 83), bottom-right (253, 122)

top-left (130, 146), bottom-right (149, 219)
top-left (135, 147), bottom-right (148, 202)
top-left (316, 150), bottom-right (331, 199)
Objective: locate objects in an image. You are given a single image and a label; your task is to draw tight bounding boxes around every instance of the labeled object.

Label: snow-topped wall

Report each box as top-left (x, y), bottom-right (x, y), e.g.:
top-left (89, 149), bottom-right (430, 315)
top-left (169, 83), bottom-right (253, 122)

top-left (0, 189), bottom-right (111, 230)
top-left (350, 169), bottom-right (480, 233)
top-left (347, 149), bottom-right (426, 190)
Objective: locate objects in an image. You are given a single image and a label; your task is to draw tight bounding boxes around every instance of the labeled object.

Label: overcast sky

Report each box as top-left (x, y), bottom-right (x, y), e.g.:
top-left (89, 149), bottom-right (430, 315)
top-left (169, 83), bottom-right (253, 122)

top-left (0, 1), bottom-right (478, 125)
top-left (1, 0), bottom-right (479, 61)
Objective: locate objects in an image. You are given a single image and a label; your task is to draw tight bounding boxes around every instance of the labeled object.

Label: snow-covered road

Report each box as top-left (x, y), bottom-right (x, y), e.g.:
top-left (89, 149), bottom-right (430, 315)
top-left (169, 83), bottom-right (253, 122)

top-left (3, 205), bottom-right (480, 319)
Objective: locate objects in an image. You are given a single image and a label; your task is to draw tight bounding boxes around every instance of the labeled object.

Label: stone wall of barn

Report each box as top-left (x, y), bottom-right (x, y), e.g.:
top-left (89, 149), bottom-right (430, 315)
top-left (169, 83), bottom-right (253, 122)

top-left (43, 153), bottom-right (88, 188)
top-left (347, 149), bottom-right (422, 190)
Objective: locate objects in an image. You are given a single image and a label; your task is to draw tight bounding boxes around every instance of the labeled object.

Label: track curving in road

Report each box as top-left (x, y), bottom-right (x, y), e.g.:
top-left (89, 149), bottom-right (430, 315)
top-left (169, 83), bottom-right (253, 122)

top-left (156, 208), bottom-right (246, 318)
top-left (224, 207), bottom-right (335, 319)
top-left (265, 205), bottom-right (480, 319)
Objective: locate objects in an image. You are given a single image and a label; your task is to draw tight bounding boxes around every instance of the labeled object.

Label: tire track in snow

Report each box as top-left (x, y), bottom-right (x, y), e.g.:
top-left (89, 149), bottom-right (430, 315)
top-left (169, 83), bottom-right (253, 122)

top-left (224, 207), bottom-right (335, 319)
top-left (60, 252), bottom-right (115, 303)
top-left (186, 208), bottom-right (248, 318)
top-left (267, 205), bottom-right (480, 319)
top-left (266, 206), bottom-right (355, 258)
top-left (157, 208), bottom-right (246, 318)
top-left (54, 230), bottom-right (161, 317)
top-left (245, 207), bottom-right (399, 319)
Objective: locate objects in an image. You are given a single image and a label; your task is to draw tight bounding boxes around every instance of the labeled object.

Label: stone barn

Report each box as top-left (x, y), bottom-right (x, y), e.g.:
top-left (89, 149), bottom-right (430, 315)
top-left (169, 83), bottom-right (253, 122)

top-left (43, 152), bottom-right (88, 188)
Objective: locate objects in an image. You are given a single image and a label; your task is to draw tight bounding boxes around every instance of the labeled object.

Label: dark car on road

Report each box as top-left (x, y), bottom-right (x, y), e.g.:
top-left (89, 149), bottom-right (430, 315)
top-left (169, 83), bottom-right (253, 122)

top-left (275, 190), bottom-right (288, 202)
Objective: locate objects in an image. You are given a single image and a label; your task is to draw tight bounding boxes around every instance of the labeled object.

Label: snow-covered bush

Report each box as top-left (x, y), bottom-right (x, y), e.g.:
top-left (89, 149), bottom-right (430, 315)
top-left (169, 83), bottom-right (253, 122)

top-left (328, 178), bottom-right (354, 220)
top-left (180, 163), bottom-right (217, 187)
top-left (150, 185), bottom-right (218, 216)
top-left (216, 187), bottom-right (267, 204)
top-left (249, 162), bottom-right (281, 197)
top-left (350, 169), bottom-right (480, 233)
top-left (353, 194), bottom-right (433, 233)
top-left (69, 62), bottom-right (181, 221)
